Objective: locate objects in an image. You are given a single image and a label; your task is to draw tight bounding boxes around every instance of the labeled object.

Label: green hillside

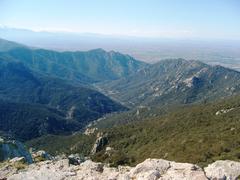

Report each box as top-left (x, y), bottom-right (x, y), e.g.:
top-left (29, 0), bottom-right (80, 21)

top-left (0, 101), bottom-right (81, 141)
top-left (27, 95), bottom-right (240, 167)
top-left (0, 39), bottom-right (146, 83)
top-left (0, 59), bottom-right (126, 140)
top-left (26, 133), bottom-right (95, 156)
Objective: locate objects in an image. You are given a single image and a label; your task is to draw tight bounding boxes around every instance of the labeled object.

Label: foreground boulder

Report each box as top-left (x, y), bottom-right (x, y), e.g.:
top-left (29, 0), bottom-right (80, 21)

top-left (129, 159), bottom-right (206, 179)
top-left (204, 160), bottom-right (240, 180)
top-left (3, 158), bottom-right (240, 180)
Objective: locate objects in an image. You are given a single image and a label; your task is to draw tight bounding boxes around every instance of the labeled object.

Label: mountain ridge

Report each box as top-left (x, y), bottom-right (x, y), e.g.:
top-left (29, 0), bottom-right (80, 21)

top-left (0, 60), bottom-right (127, 140)
top-left (0, 38), bottom-right (147, 84)
top-left (97, 58), bottom-right (240, 107)
top-left (0, 38), bottom-right (27, 52)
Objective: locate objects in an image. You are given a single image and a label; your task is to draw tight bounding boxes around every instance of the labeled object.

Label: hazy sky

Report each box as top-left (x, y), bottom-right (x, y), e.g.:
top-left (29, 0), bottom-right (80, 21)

top-left (1, 0), bottom-right (240, 39)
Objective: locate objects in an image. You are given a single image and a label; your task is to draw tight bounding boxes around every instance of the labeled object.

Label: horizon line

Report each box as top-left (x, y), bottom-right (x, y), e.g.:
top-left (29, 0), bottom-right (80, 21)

top-left (1, 25), bottom-right (240, 42)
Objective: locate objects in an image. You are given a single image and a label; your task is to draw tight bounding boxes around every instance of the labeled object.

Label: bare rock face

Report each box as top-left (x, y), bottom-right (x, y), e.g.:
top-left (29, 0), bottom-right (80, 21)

top-left (204, 160), bottom-right (240, 180)
top-left (91, 132), bottom-right (108, 154)
top-left (3, 158), bottom-right (240, 180)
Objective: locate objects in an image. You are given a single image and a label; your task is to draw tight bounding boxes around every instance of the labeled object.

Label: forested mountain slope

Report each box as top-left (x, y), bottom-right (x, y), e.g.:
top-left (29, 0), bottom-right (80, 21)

top-left (98, 59), bottom-right (240, 107)
top-left (0, 38), bottom-right (146, 84)
top-left (28, 95), bottom-right (240, 167)
top-left (0, 59), bottom-right (126, 140)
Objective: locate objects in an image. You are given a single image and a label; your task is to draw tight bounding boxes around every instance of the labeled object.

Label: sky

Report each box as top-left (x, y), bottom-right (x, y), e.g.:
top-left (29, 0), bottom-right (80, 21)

top-left (1, 0), bottom-right (240, 40)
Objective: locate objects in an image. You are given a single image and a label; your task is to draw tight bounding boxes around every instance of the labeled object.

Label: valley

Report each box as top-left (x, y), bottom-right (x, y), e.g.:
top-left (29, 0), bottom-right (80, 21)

top-left (1, 1), bottom-right (240, 179)
top-left (0, 38), bottom-right (240, 179)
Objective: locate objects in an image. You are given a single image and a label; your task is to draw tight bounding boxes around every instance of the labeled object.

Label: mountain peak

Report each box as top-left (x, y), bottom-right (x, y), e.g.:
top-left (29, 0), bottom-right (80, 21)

top-left (88, 48), bottom-right (106, 53)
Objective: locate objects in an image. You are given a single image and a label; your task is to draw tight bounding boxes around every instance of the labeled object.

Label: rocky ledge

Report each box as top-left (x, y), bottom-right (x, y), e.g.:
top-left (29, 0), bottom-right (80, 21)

top-left (1, 158), bottom-right (240, 180)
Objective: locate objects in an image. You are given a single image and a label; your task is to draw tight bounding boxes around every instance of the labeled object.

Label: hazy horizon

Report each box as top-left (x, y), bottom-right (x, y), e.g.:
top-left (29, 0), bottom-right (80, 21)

top-left (1, 26), bottom-right (240, 72)
top-left (1, 0), bottom-right (240, 71)
top-left (1, 0), bottom-right (240, 40)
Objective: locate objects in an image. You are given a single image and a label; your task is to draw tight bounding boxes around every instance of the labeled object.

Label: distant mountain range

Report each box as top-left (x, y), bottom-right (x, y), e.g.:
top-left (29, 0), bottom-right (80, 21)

top-left (0, 37), bottom-right (240, 170)
top-left (98, 59), bottom-right (240, 107)
top-left (1, 37), bottom-right (240, 143)
top-left (1, 27), bottom-right (240, 72)
top-left (0, 39), bottom-right (146, 83)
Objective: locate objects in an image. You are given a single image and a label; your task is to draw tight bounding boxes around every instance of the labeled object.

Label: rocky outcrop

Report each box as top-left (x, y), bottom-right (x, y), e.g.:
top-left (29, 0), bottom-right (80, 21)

top-left (3, 158), bottom-right (240, 180)
top-left (0, 137), bottom-right (32, 164)
top-left (31, 150), bottom-right (52, 162)
top-left (84, 127), bottom-right (98, 135)
top-left (91, 132), bottom-right (108, 154)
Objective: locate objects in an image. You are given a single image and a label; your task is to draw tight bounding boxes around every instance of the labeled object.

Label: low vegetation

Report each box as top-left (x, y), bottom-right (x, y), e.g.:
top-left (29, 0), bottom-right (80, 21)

top-left (96, 96), bottom-right (240, 167)
top-left (27, 95), bottom-right (240, 167)
top-left (26, 133), bottom-right (95, 156)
